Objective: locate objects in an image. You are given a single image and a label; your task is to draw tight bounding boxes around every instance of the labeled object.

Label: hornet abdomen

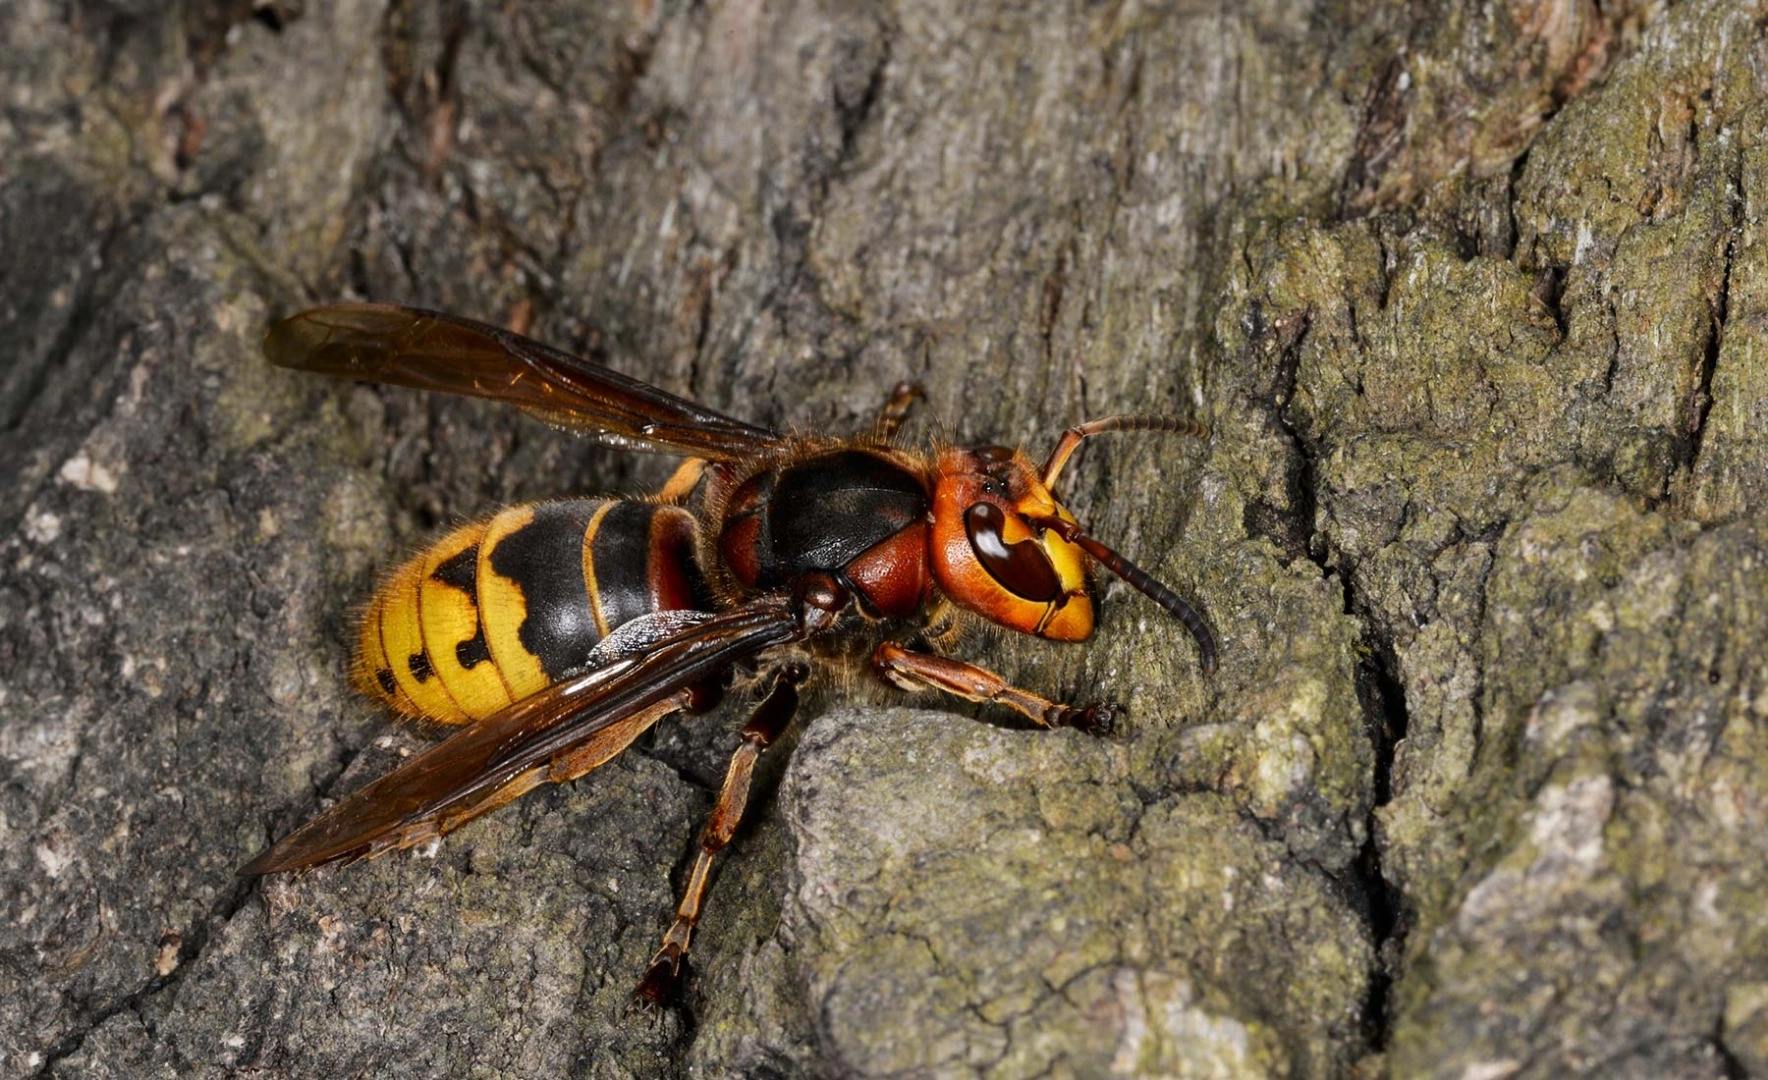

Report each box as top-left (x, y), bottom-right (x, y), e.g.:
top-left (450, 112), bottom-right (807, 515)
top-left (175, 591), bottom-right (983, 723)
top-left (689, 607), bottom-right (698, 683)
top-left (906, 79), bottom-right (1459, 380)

top-left (356, 499), bottom-right (708, 724)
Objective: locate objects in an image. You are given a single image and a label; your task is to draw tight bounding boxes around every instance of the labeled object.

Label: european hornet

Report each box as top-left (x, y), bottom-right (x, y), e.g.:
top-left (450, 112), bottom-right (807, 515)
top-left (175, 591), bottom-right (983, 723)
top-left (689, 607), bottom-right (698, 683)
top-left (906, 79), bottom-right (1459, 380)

top-left (240, 303), bottom-right (1215, 1002)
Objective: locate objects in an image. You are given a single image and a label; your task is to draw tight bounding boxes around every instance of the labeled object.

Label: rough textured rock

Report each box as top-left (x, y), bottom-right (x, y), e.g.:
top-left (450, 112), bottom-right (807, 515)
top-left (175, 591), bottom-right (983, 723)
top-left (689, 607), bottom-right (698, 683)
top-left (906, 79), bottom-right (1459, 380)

top-left (3, 0), bottom-right (1764, 1076)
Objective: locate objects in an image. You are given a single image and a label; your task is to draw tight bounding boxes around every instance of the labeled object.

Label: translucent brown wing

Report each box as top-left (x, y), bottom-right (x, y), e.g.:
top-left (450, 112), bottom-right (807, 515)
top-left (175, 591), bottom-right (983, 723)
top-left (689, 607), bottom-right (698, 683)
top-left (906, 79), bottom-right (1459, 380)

top-left (239, 598), bottom-right (802, 875)
top-left (264, 303), bottom-right (787, 461)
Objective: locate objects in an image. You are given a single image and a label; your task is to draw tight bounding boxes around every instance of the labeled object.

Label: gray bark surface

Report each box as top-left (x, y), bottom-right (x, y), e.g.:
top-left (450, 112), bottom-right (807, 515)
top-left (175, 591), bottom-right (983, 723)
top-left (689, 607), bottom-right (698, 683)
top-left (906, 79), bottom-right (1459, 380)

top-left (2, 0), bottom-right (1762, 1076)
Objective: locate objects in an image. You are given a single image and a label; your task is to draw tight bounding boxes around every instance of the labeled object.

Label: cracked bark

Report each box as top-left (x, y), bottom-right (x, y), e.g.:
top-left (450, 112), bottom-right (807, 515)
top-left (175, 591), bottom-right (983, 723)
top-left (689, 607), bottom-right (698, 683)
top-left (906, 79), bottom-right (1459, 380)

top-left (6, 0), bottom-right (1767, 1077)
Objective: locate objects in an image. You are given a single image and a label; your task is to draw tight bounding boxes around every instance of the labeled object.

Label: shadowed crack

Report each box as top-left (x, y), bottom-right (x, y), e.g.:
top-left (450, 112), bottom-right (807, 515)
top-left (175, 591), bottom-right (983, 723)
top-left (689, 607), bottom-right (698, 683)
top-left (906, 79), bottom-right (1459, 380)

top-left (1714, 1012), bottom-right (1749, 1080)
top-left (0, 216), bottom-right (124, 439)
top-left (0, 216), bottom-right (128, 537)
top-left (1674, 93), bottom-right (1744, 490)
top-left (1349, 615), bottom-right (1409, 1052)
top-left (1533, 263), bottom-right (1569, 340)
top-left (1680, 231), bottom-right (1733, 478)
top-left (32, 872), bottom-right (260, 1079)
top-left (834, 24), bottom-right (890, 164)
top-left (1247, 287), bottom-right (1408, 1056)
top-left (1339, 54), bottom-right (1411, 218)
top-left (1238, 301), bottom-right (1322, 567)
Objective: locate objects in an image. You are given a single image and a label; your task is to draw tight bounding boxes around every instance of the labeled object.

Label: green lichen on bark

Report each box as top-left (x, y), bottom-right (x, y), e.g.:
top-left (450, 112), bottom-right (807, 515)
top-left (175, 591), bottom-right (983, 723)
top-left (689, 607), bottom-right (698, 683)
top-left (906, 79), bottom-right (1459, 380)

top-left (758, 707), bottom-right (1364, 1077)
top-left (1202, 2), bottom-right (1768, 1074)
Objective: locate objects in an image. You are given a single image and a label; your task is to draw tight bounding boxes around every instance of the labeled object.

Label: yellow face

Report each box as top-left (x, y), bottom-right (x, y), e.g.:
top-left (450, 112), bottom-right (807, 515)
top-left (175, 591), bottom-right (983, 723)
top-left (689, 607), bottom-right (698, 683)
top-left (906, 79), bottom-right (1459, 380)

top-left (928, 446), bottom-right (1095, 640)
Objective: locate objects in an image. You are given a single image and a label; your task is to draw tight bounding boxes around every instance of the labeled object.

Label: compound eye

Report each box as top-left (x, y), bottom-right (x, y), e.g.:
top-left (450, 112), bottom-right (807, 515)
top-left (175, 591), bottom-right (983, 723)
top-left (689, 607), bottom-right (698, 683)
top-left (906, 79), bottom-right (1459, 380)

top-left (963, 502), bottom-right (1061, 602)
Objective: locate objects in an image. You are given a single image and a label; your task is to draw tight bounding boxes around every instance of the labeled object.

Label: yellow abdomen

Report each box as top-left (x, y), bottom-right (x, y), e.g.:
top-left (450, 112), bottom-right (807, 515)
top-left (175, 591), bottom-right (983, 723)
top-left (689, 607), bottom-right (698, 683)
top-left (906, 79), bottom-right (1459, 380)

top-left (354, 499), bottom-right (704, 724)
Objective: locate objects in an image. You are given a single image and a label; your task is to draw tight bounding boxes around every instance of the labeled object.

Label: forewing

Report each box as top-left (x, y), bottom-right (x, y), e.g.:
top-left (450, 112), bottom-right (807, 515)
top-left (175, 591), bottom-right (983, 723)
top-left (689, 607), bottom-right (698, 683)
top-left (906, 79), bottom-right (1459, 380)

top-left (264, 303), bottom-right (787, 460)
top-left (239, 598), bottom-right (801, 875)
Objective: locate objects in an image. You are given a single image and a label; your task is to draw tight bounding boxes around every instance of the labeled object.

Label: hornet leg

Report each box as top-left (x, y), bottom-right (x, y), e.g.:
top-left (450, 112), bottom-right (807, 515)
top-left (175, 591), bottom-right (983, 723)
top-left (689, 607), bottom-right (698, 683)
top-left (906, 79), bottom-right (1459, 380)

top-left (872, 642), bottom-right (1117, 734)
top-left (634, 662), bottom-right (810, 1005)
top-left (873, 381), bottom-right (926, 439)
top-left (657, 458), bottom-right (708, 502)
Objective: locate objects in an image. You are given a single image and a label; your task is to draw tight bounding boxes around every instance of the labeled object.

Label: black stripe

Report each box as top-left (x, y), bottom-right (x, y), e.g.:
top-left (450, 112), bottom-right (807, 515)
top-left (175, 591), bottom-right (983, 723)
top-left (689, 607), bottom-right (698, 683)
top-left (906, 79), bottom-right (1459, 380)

top-left (487, 501), bottom-right (604, 680)
top-left (590, 502), bottom-right (663, 631)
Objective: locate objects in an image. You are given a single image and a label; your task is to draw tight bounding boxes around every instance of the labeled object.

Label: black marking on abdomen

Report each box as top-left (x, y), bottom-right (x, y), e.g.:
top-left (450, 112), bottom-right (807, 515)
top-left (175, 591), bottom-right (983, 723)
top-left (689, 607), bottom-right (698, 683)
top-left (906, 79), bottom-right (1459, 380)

top-left (456, 634), bottom-right (492, 669)
top-left (432, 543), bottom-right (478, 592)
top-left (433, 541), bottom-right (494, 670)
top-left (408, 651), bottom-right (434, 682)
top-left (487, 500), bottom-right (603, 681)
top-left (590, 503), bottom-right (667, 631)
top-left (376, 669), bottom-right (398, 695)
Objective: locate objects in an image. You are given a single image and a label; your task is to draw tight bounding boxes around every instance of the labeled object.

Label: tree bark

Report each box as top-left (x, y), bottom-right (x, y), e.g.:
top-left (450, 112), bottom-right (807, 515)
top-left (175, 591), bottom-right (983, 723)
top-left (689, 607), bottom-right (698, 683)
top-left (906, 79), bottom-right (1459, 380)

top-left (4, 0), bottom-right (1764, 1075)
